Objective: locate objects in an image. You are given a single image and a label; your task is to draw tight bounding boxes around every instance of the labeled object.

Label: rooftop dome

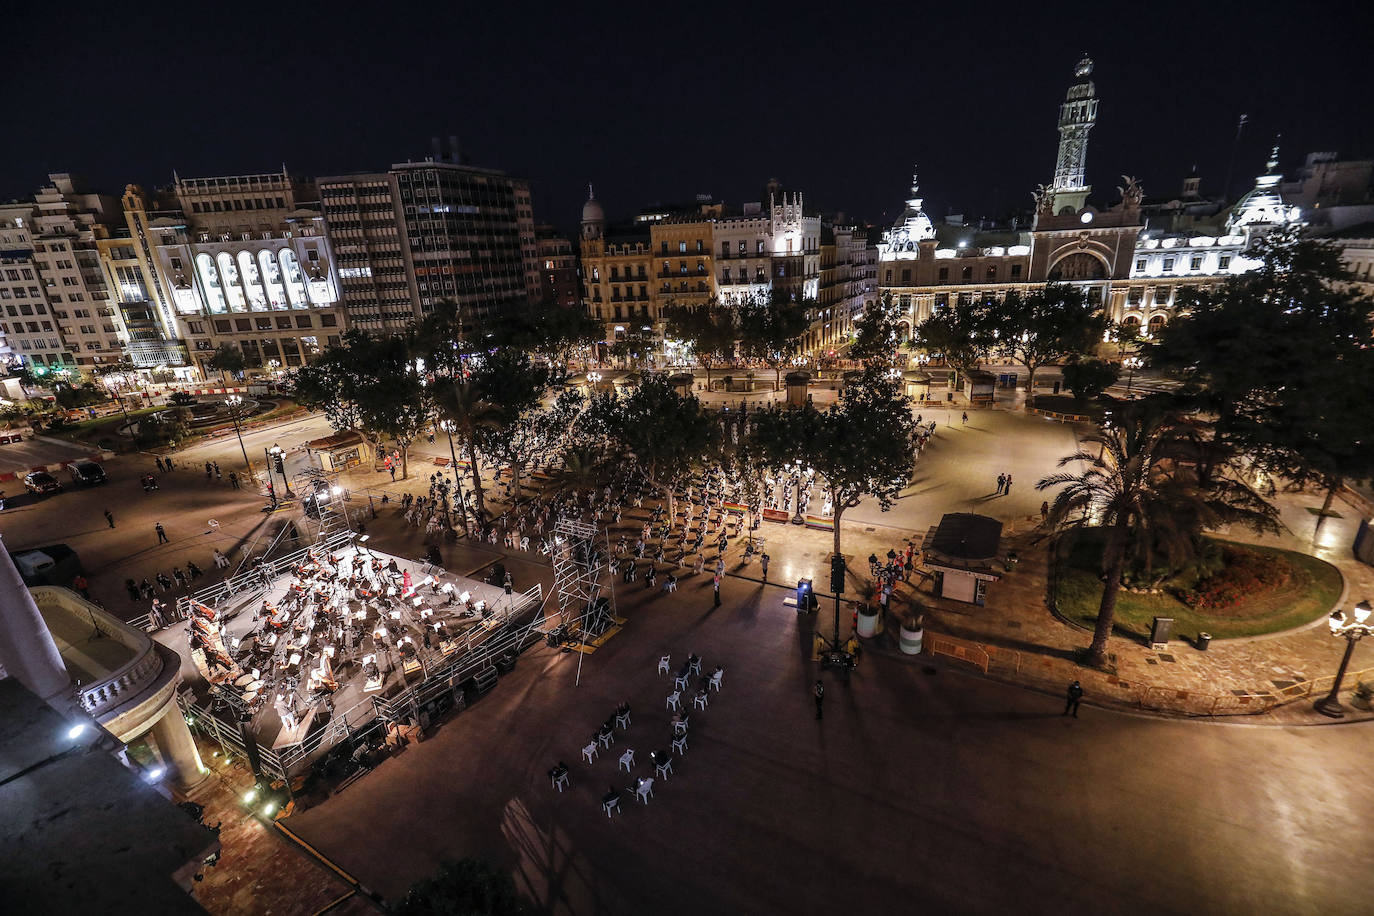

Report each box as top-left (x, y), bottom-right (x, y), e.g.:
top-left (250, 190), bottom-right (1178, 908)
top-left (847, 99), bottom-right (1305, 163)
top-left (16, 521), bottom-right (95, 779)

top-left (582, 184), bottom-right (605, 224)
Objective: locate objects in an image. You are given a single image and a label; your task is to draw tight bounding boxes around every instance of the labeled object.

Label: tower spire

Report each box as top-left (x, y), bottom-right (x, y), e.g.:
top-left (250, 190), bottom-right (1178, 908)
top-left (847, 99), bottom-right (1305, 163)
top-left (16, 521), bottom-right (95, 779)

top-left (588, 183), bottom-right (595, 200)
top-left (1048, 55), bottom-right (1098, 214)
top-left (1266, 135), bottom-right (1281, 173)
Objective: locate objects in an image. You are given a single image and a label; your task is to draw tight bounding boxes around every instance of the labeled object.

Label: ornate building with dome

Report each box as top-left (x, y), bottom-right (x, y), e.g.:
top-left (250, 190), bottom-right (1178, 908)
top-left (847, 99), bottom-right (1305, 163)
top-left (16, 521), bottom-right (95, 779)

top-left (876, 56), bottom-right (1303, 344)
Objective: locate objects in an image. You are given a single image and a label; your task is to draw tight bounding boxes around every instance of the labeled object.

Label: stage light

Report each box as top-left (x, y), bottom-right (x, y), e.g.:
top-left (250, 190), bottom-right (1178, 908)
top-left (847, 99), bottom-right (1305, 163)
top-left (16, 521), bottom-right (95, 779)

top-left (262, 802), bottom-right (276, 816)
top-left (67, 723), bottom-right (88, 740)
top-left (146, 767), bottom-right (165, 782)
top-left (244, 788), bottom-right (258, 803)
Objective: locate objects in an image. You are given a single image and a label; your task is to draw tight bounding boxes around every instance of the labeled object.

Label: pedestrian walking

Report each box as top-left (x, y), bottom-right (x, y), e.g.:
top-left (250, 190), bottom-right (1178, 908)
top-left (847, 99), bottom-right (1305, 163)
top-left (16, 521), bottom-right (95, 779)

top-left (155, 522), bottom-right (168, 544)
top-left (165, 456), bottom-right (174, 470)
top-left (214, 461), bottom-right (221, 479)
top-left (172, 567), bottom-right (187, 588)
top-left (104, 509), bottom-right (115, 529)
top-left (155, 572), bottom-right (172, 593)
top-left (230, 471), bottom-right (240, 489)
top-left (996, 473), bottom-right (1006, 495)
top-left (1064, 680), bottom-right (1083, 717)
top-left (124, 578), bottom-right (139, 601)
top-left (814, 679), bottom-right (825, 720)
top-left (155, 456), bottom-right (165, 472)
top-left (713, 573), bottom-right (722, 608)
top-left (139, 578), bottom-right (154, 599)
top-left (961, 411), bottom-right (968, 425)
top-left (1004, 473), bottom-right (1013, 494)
top-left (389, 464), bottom-right (396, 481)
top-left (760, 553), bottom-right (770, 583)
top-left (205, 460), bottom-right (213, 479)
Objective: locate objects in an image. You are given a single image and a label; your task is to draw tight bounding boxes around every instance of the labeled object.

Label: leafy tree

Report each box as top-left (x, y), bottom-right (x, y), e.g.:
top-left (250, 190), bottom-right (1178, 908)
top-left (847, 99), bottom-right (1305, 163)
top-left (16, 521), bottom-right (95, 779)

top-left (1151, 227), bottom-right (1374, 530)
top-left (749, 367), bottom-right (918, 558)
top-left (294, 330), bottom-right (431, 479)
top-left (913, 297), bottom-right (989, 387)
top-left (396, 857), bottom-right (527, 916)
top-left (663, 301), bottom-right (736, 383)
top-left (1107, 319), bottom-right (1142, 359)
top-left (1060, 358), bottom-right (1120, 402)
top-left (530, 306), bottom-right (602, 374)
top-left (593, 375), bottom-right (719, 516)
top-left (1036, 396), bottom-right (1277, 667)
top-left (206, 343), bottom-right (247, 382)
top-left (984, 284), bottom-right (1107, 409)
top-left (848, 293), bottom-right (905, 367)
top-left (737, 291), bottom-right (810, 389)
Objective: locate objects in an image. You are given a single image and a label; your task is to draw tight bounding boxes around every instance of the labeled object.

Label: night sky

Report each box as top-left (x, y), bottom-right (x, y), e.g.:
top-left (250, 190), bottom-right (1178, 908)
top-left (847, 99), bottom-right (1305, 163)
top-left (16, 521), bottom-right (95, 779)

top-left (6, 1), bottom-right (1371, 232)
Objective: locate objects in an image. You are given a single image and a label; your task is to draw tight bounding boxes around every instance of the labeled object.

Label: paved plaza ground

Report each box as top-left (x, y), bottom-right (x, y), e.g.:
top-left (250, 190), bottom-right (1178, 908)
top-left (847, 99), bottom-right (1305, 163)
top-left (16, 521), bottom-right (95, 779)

top-left (283, 576), bottom-right (1373, 916)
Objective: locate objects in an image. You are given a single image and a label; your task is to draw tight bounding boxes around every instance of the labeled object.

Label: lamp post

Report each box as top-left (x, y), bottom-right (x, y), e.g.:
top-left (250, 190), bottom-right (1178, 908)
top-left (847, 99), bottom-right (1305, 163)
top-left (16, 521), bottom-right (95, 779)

top-left (268, 443), bottom-right (294, 497)
top-left (1122, 355), bottom-right (1143, 399)
top-left (224, 395), bottom-right (253, 475)
top-left (437, 419), bottom-right (469, 534)
top-left (791, 458), bottom-right (805, 525)
top-left (587, 371), bottom-right (602, 391)
top-left (1313, 600), bottom-right (1373, 718)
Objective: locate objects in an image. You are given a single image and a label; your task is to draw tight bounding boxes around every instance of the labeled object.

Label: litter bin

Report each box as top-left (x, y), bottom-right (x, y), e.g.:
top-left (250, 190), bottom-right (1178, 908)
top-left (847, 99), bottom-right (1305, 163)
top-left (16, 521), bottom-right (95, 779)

top-left (1197, 632), bottom-right (1211, 651)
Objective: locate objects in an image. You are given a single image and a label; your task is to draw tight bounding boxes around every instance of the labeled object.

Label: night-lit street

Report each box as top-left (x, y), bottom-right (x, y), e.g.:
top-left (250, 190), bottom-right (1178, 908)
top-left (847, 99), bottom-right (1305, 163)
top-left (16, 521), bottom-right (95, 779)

top-left (4, 4), bottom-right (1374, 915)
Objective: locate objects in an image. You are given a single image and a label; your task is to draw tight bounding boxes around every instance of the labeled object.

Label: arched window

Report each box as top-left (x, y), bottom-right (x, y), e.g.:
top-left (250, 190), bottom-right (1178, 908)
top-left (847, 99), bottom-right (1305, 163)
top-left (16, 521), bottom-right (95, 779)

top-left (258, 250), bottom-right (285, 309)
top-left (217, 252), bottom-right (245, 310)
top-left (1048, 252), bottom-right (1107, 281)
top-left (238, 251), bottom-right (266, 310)
top-left (196, 253), bottom-right (227, 313)
top-left (1147, 314), bottom-right (1166, 336)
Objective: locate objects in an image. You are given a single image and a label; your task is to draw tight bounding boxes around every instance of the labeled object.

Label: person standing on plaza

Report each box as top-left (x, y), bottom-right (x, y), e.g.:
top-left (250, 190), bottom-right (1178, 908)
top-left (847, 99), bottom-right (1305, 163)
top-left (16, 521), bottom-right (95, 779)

top-left (962, 411), bottom-right (968, 425)
top-left (1064, 680), bottom-right (1083, 717)
top-left (760, 553), bottom-right (770, 584)
top-left (713, 573), bottom-right (722, 608)
top-left (996, 473), bottom-right (1006, 495)
top-left (104, 509), bottom-right (115, 529)
top-left (1004, 473), bottom-right (1013, 495)
top-left (155, 456), bottom-right (165, 473)
top-left (205, 460), bottom-right (213, 479)
top-left (155, 521), bottom-right (168, 544)
top-left (229, 471), bottom-right (240, 490)
top-left (813, 679), bottom-right (825, 720)
top-left (214, 461), bottom-right (221, 480)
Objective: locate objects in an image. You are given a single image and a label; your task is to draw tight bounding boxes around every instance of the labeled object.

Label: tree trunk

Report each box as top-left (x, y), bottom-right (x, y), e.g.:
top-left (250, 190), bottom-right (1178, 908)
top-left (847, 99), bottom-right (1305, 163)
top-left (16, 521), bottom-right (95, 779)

top-left (399, 444), bottom-right (409, 480)
top-left (1087, 523), bottom-right (1130, 668)
top-left (1315, 478), bottom-right (1342, 535)
top-left (466, 439), bottom-right (486, 519)
top-left (1024, 364), bottom-right (1037, 410)
top-left (775, 364), bottom-right (782, 391)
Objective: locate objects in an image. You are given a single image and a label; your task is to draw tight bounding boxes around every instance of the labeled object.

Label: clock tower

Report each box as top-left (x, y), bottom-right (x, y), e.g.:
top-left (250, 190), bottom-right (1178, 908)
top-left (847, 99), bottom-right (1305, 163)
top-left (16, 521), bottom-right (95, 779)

top-left (1049, 55), bottom-right (1098, 215)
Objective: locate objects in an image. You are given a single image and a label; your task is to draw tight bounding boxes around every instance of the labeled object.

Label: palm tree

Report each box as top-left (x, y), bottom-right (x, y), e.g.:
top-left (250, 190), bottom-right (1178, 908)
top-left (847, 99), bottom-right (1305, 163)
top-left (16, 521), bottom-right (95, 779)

top-left (431, 376), bottom-right (498, 521)
top-left (547, 446), bottom-right (605, 498)
top-left (1036, 397), bottom-right (1275, 668)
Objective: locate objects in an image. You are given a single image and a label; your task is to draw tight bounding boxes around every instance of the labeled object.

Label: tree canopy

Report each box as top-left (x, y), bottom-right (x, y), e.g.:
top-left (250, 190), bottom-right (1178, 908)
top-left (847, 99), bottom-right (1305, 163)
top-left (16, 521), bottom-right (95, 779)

top-left (664, 301), bottom-right (736, 381)
top-left (984, 284), bottom-right (1107, 409)
top-left (749, 367), bottom-right (918, 557)
top-left (737, 291), bottom-right (810, 388)
top-left (1061, 357), bottom-right (1120, 402)
top-left (847, 293), bottom-right (905, 367)
top-left (913, 297), bottom-right (989, 385)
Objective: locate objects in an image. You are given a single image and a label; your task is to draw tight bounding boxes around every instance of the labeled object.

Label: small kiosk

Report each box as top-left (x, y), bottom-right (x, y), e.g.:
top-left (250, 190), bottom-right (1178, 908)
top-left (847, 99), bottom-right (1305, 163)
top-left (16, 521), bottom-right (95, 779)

top-left (962, 370), bottom-right (997, 406)
top-left (922, 513), bottom-right (1003, 606)
top-left (306, 430), bottom-right (367, 472)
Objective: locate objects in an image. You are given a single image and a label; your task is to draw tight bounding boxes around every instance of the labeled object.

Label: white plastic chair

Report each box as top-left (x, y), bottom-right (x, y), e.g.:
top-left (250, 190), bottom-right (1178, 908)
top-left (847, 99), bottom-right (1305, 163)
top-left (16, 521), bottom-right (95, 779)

top-left (671, 734), bottom-right (687, 755)
top-left (673, 714), bottom-right (690, 736)
top-left (674, 673), bottom-right (689, 691)
top-left (689, 657), bottom-right (702, 676)
top-left (693, 692), bottom-right (708, 711)
top-left (582, 742), bottom-right (598, 764)
top-left (598, 730), bottom-right (615, 750)
top-left (655, 757), bottom-right (674, 780)
top-left (710, 669), bottom-right (723, 692)
top-left (618, 749), bottom-right (636, 773)
top-left (658, 655), bottom-right (671, 675)
top-left (636, 777), bottom-right (655, 804)
top-left (552, 771), bottom-right (569, 792)
top-left (666, 691), bottom-right (681, 712)
top-left (602, 795), bottom-right (620, 818)
top-left (615, 710), bottom-right (631, 730)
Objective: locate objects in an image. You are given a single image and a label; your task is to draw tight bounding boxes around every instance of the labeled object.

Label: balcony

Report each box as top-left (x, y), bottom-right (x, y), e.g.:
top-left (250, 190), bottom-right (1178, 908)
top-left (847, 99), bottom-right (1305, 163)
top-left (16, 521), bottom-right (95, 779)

top-left (657, 268), bottom-right (708, 279)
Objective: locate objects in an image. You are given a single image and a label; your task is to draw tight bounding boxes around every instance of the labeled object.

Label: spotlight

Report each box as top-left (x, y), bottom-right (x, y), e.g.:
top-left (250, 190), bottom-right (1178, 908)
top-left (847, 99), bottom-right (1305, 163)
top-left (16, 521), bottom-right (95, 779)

top-left (146, 767), bottom-right (165, 782)
top-left (67, 723), bottom-right (88, 740)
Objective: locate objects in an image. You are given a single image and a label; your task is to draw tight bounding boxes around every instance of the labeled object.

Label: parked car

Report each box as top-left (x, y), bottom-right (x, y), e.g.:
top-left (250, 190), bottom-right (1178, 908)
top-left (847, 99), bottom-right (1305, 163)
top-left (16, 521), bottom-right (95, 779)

top-left (23, 471), bottom-right (62, 495)
top-left (67, 459), bottom-right (107, 485)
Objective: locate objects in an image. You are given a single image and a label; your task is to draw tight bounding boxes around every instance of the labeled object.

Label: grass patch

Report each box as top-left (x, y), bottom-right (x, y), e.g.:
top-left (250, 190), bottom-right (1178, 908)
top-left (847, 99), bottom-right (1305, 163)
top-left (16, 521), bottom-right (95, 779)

top-left (1053, 533), bottom-right (1342, 642)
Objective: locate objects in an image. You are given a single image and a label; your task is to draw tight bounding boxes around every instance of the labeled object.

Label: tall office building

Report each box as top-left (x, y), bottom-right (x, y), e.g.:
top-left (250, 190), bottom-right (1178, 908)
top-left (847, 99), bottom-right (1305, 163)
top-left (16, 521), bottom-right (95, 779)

top-left (321, 146), bottom-right (541, 334)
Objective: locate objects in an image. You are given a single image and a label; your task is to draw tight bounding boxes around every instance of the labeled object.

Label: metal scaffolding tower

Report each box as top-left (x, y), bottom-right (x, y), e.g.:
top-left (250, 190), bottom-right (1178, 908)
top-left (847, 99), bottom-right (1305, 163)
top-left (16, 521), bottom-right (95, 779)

top-left (296, 467), bottom-right (349, 542)
top-left (551, 516), bottom-right (610, 636)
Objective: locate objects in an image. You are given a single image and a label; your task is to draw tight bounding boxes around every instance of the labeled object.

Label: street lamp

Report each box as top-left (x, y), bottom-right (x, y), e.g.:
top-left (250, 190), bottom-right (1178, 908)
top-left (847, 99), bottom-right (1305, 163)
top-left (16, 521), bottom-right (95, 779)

top-left (1313, 600), bottom-right (1373, 718)
top-left (268, 443), bottom-right (294, 497)
top-left (1122, 356), bottom-right (1143, 399)
top-left (224, 395), bottom-right (253, 475)
top-left (791, 458), bottom-right (805, 525)
top-left (437, 419), bottom-right (469, 534)
top-left (587, 371), bottom-right (602, 389)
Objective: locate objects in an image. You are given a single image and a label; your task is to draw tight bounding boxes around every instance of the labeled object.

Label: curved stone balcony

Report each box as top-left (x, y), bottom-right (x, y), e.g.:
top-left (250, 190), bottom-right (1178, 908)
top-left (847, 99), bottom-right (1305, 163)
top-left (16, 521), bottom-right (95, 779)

top-left (31, 588), bottom-right (182, 742)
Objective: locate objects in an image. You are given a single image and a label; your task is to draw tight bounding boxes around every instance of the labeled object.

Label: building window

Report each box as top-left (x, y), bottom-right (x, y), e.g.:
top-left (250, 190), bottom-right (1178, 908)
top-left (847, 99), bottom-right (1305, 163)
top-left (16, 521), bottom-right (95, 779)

top-left (1135, 257), bottom-right (1146, 272)
top-left (938, 267), bottom-right (949, 282)
top-left (679, 241), bottom-right (687, 253)
top-left (900, 269), bottom-right (911, 283)
top-left (986, 265), bottom-right (997, 279)
top-left (1219, 255), bottom-right (1231, 270)
top-left (1190, 256), bottom-right (1202, 271)
top-left (1163, 258), bottom-right (1175, 272)
top-left (1010, 264), bottom-right (1022, 278)
top-left (961, 266), bottom-right (972, 281)
top-left (1128, 287), bottom-right (1143, 305)
top-left (885, 269), bottom-right (892, 283)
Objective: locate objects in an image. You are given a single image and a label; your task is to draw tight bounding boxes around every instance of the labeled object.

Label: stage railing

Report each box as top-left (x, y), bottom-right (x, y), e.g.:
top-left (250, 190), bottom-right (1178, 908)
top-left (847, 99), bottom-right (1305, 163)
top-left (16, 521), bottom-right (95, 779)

top-left (177, 583), bottom-right (546, 783)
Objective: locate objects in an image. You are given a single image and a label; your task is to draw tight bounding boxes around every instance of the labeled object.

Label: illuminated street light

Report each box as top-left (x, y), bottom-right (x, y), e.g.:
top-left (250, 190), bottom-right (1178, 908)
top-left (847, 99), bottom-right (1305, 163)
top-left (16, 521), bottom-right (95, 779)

top-left (1314, 600), bottom-right (1373, 718)
top-left (268, 443), bottom-right (294, 497)
top-left (1122, 356), bottom-right (1144, 399)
